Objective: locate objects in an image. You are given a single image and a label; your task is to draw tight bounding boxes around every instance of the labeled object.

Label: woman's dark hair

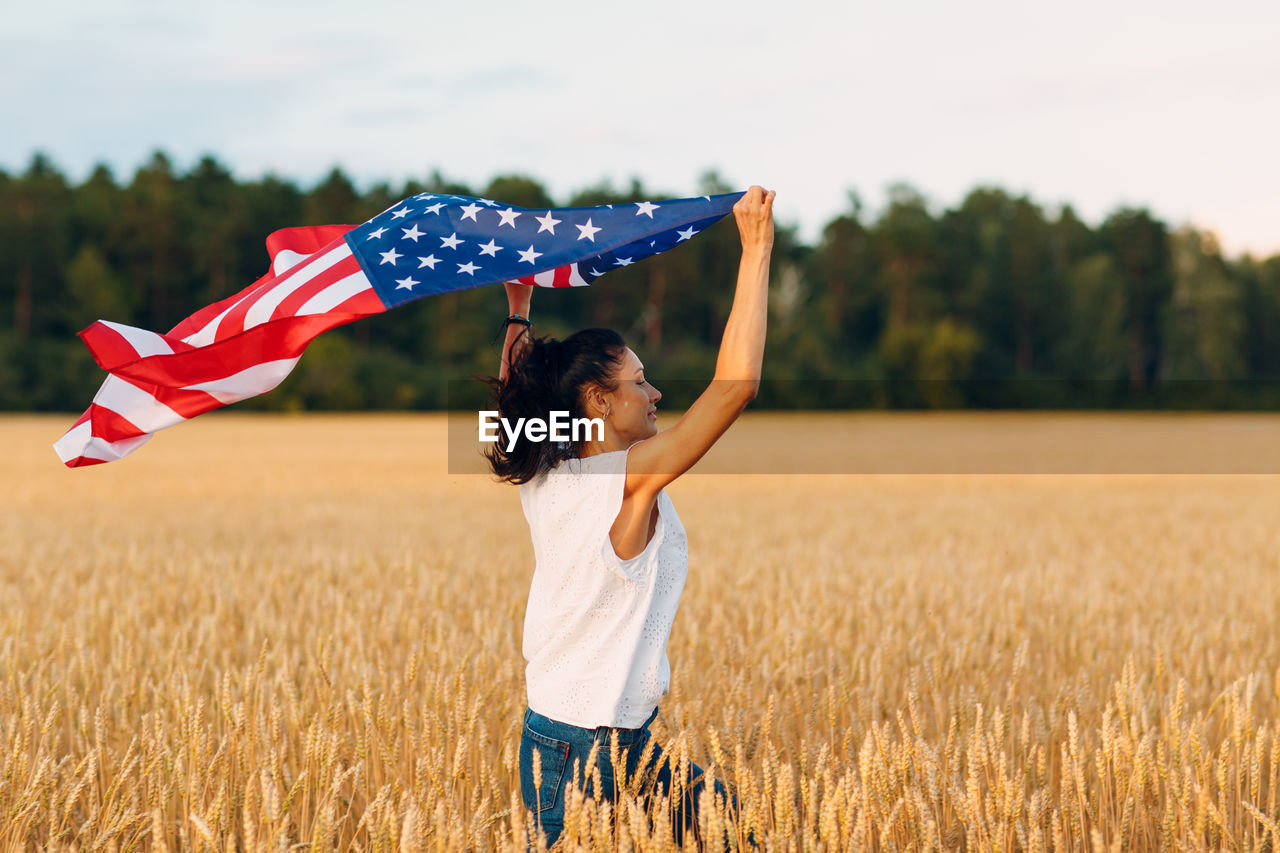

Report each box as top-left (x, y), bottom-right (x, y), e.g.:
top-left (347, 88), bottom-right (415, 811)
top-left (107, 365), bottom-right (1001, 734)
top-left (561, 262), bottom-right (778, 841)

top-left (484, 327), bottom-right (628, 484)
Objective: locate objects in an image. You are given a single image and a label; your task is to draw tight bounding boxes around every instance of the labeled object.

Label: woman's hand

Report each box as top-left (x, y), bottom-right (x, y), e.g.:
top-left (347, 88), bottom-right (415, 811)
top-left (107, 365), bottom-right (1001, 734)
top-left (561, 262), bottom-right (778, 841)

top-left (733, 186), bottom-right (775, 253)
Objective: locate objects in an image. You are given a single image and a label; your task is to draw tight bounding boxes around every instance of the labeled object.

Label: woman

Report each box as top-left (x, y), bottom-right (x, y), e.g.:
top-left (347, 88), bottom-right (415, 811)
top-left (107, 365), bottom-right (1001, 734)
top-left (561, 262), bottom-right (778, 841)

top-left (487, 186), bottom-right (774, 847)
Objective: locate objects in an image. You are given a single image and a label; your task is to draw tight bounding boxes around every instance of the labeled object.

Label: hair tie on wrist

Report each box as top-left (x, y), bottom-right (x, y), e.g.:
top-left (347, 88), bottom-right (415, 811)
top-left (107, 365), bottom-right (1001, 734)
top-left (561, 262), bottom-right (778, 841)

top-left (503, 314), bottom-right (531, 329)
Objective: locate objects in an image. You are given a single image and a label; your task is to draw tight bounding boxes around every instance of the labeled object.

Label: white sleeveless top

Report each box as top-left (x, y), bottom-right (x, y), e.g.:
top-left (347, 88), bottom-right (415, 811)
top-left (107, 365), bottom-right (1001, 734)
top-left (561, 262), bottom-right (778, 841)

top-left (519, 447), bottom-right (689, 728)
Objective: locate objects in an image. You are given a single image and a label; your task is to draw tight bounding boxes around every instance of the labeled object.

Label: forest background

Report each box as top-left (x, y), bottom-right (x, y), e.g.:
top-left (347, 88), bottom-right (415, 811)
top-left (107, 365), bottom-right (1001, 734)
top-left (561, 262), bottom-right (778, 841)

top-left (5, 151), bottom-right (1280, 413)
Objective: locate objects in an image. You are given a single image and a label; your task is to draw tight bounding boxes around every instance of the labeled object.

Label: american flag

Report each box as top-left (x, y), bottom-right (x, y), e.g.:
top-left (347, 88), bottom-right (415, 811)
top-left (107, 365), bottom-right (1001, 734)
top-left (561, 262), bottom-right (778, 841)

top-left (53, 191), bottom-right (743, 467)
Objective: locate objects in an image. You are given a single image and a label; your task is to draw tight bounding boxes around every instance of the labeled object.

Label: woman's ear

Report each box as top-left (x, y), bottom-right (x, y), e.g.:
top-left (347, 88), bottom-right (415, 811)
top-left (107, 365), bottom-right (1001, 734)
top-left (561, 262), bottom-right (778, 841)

top-left (583, 385), bottom-right (609, 419)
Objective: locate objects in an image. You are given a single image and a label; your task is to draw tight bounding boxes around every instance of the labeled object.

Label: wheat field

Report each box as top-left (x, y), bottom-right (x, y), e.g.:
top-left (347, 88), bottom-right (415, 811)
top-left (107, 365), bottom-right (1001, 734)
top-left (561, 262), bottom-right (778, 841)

top-left (4, 413), bottom-right (1280, 851)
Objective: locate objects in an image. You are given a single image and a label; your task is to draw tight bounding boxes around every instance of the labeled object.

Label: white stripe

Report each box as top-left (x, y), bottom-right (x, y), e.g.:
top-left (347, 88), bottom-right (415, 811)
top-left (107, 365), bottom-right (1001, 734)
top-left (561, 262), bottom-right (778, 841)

top-left (566, 263), bottom-right (589, 287)
top-left (93, 374), bottom-right (187, 434)
top-left (245, 243), bottom-right (354, 330)
top-left (183, 242), bottom-right (354, 345)
top-left (181, 294), bottom-right (257, 348)
top-left (181, 357), bottom-right (301, 403)
top-left (52, 420), bottom-right (153, 464)
top-left (533, 270), bottom-right (555, 286)
top-left (295, 271), bottom-right (371, 316)
top-left (99, 320), bottom-right (175, 358)
top-left (272, 248), bottom-right (311, 276)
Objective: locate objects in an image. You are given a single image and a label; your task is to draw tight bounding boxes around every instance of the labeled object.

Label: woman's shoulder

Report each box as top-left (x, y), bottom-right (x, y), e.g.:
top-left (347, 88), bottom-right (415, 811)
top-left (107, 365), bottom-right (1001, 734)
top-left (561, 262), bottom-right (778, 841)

top-left (521, 449), bottom-right (630, 512)
top-left (542, 448), bottom-right (629, 479)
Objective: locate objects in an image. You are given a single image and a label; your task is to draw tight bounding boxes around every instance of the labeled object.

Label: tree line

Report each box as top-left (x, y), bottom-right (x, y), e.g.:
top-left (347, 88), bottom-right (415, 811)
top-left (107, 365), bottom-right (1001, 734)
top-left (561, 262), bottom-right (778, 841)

top-left (4, 151), bottom-right (1280, 412)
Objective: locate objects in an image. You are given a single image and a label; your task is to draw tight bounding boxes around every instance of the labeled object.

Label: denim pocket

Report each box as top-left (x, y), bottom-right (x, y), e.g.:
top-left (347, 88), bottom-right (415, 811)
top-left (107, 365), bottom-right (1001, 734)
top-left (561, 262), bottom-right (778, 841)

top-left (519, 722), bottom-right (571, 813)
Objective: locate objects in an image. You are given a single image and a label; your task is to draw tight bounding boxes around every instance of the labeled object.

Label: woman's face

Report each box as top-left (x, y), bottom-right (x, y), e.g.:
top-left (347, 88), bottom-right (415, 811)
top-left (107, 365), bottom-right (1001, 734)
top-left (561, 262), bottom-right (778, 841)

top-left (602, 347), bottom-right (662, 443)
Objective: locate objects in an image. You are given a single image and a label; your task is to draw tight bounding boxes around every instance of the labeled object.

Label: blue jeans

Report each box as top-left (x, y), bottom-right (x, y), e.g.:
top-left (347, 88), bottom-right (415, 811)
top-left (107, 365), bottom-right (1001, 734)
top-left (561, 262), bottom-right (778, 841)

top-left (518, 706), bottom-right (737, 848)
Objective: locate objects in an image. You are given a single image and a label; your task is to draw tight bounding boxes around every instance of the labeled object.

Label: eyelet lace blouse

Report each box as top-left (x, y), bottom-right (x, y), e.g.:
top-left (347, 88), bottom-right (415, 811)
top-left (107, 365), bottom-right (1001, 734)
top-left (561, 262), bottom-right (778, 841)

top-left (519, 447), bottom-right (689, 728)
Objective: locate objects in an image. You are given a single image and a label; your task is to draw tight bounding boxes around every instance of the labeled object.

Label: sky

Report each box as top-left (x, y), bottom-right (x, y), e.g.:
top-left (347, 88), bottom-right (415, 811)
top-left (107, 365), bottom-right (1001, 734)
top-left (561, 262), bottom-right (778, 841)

top-left (3, 0), bottom-right (1278, 256)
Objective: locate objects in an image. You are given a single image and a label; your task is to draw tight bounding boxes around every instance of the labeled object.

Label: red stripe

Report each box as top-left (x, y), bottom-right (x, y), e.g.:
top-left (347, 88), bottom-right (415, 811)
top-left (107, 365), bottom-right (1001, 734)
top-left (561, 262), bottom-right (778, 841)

top-left (87, 384), bottom-right (227, 445)
top-left (166, 227), bottom-right (353, 340)
top-left (264, 224), bottom-right (355, 259)
top-left (79, 322), bottom-right (197, 371)
top-left (88, 403), bottom-right (147, 441)
top-left (105, 303), bottom-right (384, 387)
top-left (65, 455), bottom-right (109, 468)
top-left (511, 264), bottom-right (574, 287)
top-left (152, 384), bottom-right (226, 419)
top-left (209, 249), bottom-right (357, 339)
top-left (167, 272), bottom-right (274, 341)
top-left (268, 255), bottom-right (364, 322)
top-left (79, 323), bottom-right (146, 368)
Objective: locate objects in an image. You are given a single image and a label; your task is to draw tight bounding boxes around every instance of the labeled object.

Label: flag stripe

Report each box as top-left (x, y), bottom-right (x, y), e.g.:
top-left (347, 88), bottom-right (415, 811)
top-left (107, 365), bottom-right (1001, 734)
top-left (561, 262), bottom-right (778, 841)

top-left (182, 357), bottom-right (302, 403)
top-left (327, 287), bottom-right (386, 316)
top-left (93, 374), bottom-right (186, 434)
top-left (185, 241), bottom-right (355, 343)
top-left (515, 262), bottom-right (589, 288)
top-left (297, 271), bottom-right (373, 316)
top-left (99, 320), bottom-right (176, 358)
top-left (54, 419), bottom-right (153, 466)
top-left (103, 304), bottom-right (381, 388)
top-left (266, 255), bottom-right (365, 322)
top-left (243, 242), bottom-right (355, 330)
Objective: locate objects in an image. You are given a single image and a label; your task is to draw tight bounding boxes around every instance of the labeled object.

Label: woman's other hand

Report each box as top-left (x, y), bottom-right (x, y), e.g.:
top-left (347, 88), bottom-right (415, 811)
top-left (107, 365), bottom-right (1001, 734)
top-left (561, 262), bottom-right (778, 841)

top-left (733, 186), bottom-right (775, 253)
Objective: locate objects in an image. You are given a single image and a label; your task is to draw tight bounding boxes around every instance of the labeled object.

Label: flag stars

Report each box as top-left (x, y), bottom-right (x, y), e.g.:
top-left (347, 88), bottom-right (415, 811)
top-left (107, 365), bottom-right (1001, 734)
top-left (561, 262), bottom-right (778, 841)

top-left (614, 257), bottom-right (634, 267)
top-left (394, 276), bottom-right (419, 290)
top-left (440, 233), bottom-right (463, 250)
top-left (497, 208), bottom-right (521, 227)
top-left (477, 239), bottom-right (503, 257)
top-left (457, 261), bottom-right (480, 276)
top-left (676, 226), bottom-right (698, 242)
top-left (422, 202), bottom-right (445, 215)
top-left (518, 246), bottom-right (543, 264)
top-left (401, 225), bottom-right (425, 242)
top-left (478, 198), bottom-right (499, 207)
top-left (535, 212), bottom-right (562, 235)
top-left (576, 219), bottom-right (602, 242)
top-left (379, 247), bottom-right (403, 265)
top-left (390, 207), bottom-right (412, 219)
top-left (459, 202), bottom-right (482, 221)
top-left (635, 201), bottom-right (659, 218)
top-left (417, 255), bottom-right (440, 269)
top-left (366, 227), bottom-right (388, 240)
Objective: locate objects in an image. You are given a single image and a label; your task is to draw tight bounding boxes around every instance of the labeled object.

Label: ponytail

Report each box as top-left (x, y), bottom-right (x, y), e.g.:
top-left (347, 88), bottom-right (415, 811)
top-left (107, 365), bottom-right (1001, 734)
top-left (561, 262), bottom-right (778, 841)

top-left (485, 328), bottom-right (627, 484)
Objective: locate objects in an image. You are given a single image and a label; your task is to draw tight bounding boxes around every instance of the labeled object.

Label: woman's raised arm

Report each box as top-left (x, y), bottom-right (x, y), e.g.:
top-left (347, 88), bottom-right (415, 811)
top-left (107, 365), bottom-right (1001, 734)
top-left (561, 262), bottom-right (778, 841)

top-left (625, 185), bottom-right (775, 494)
top-left (498, 282), bottom-right (534, 382)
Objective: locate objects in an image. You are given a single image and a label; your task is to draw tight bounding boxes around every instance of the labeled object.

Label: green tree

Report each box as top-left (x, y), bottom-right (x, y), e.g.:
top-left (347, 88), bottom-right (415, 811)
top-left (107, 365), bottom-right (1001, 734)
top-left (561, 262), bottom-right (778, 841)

top-left (1163, 227), bottom-right (1244, 383)
top-left (185, 155), bottom-right (250, 306)
top-left (808, 193), bottom-right (878, 360)
top-left (1237, 256), bottom-right (1280, 379)
top-left (120, 151), bottom-right (183, 330)
top-left (64, 244), bottom-right (134, 329)
top-left (1056, 252), bottom-right (1128, 387)
top-left (8, 153), bottom-right (72, 338)
top-left (304, 167), bottom-right (363, 226)
top-left (1100, 208), bottom-right (1174, 390)
top-left (874, 183), bottom-right (942, 330)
